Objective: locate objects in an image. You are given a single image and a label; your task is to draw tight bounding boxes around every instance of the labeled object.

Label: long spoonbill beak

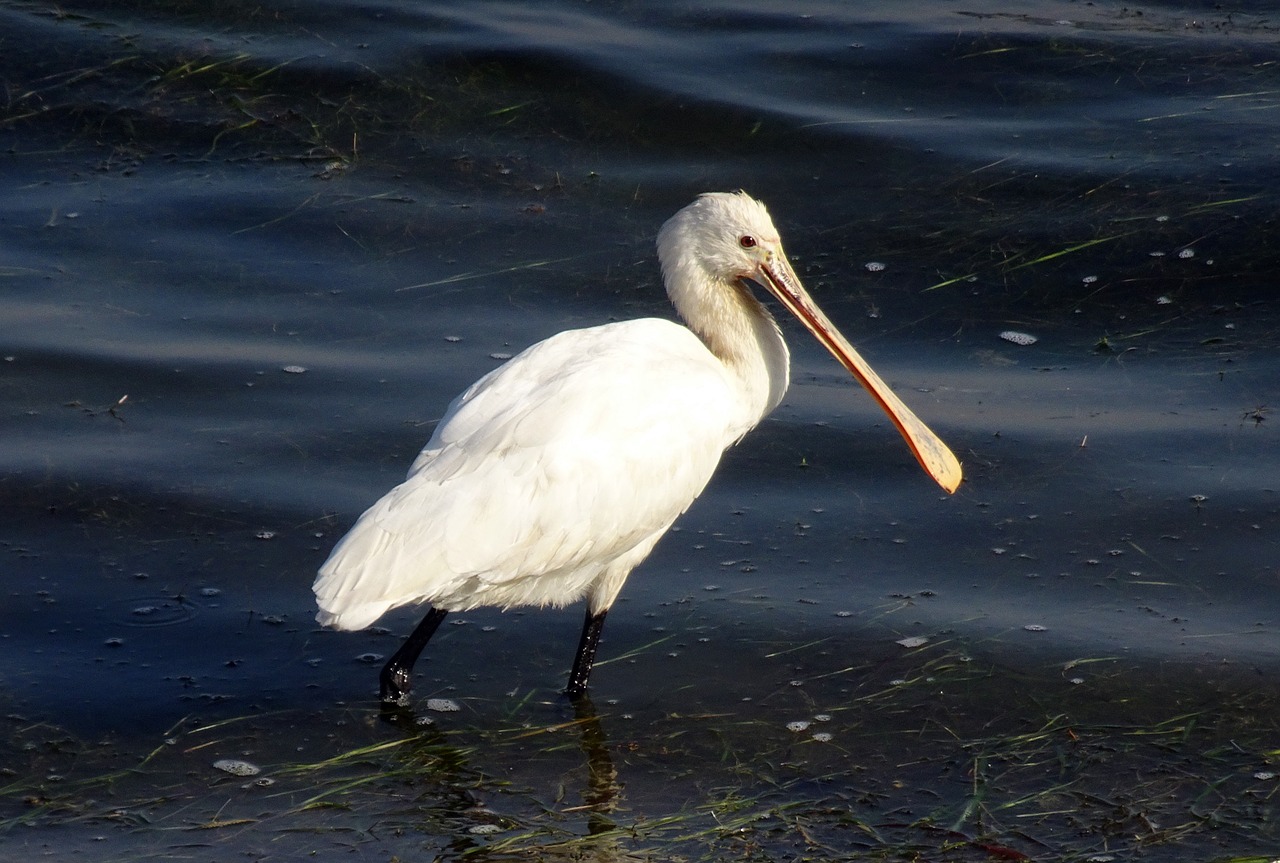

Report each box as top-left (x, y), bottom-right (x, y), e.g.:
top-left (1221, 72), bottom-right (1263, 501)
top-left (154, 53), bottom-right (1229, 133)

top-left (753, 252), bottom-right (963, 494)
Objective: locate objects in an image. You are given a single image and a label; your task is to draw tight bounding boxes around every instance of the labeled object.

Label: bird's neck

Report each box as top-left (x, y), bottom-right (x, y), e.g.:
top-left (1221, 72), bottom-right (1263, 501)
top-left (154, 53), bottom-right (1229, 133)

top-left (674, 273), bottom-right (791, 429)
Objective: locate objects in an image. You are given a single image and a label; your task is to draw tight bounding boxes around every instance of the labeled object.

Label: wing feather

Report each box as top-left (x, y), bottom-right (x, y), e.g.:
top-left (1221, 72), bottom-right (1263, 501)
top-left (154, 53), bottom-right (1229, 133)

top-left (314, 319), bottom-right (752, 629)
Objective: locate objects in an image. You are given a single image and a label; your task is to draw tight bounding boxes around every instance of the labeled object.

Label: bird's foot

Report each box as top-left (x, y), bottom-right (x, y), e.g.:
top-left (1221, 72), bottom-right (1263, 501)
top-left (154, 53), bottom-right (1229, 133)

top-left (379, 666), bottom-right (413, 707)
top-left (564, 689), bottom-right (598, 719)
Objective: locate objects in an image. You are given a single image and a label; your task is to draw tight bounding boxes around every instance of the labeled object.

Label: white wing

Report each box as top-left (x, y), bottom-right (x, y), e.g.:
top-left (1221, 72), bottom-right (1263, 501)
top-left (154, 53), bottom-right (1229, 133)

top-left (314, 319), bottom-right (757, 630)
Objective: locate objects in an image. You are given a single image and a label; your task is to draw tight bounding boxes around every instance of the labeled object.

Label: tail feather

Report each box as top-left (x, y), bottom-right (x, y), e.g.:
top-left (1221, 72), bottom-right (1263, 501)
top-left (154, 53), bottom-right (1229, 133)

top-left (315, 600), bottom-right (393, 631)
top-left (314, 525), bottom-right (404, 631)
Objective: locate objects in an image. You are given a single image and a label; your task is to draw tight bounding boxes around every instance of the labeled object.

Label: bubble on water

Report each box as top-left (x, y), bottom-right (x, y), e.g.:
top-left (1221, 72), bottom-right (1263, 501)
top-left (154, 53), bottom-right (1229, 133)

top-left (1178, 248), bottom-right (1195, 259)
top-left (255, 530), bottom-right (276, 540)
top-left (864, 261), bottom-right (886, 272)
top-left (811, 732), bottom-right (833, 742)
top-left (200, 587), bottom-right (221, 597)
top-left (1024, 624), bottom-right (1047, 632)
top-left (897, 636), bottom-right (929, 648)
top-left (999, 330), bottom-right (1037, 346)
top-left (132, 605), bottom-right (160, 616)
top-left (1082, 275), bottom-right (1098, 284)
top-left (1070, 677), bottom-right (1085, 685)
top-left (415, 716), bottom-right (435, 727)
top-left (468, 824), bottom-right (502, 835)
top-left (490, 352), bottom-right (513, 361)
top-left (282, 365), bottom-right (307, 374)
top-left (426, 698), bottom-right (461, 712)
top-left (213, 759), bottom-right (261, 777)
top-left (104, 637), bottom-right (124, 647)
top-left (786, 720), bottom-right (812, 732)
top-left (355, 652), bottom-right (384, 663)
top-left (834, 610), bottom-right (853, 618)
top-left (444, 335), bottom-right (462, 342)
top-left (1254, 771), bottom-right (1276, 781)
top-left (1155, 215), bottom-right (1169, 222)
top-left (814, 714), bottom-right (832, 722)
top-left (1156, 295), bottom-right (1172, 305)
top-left (1149, 250), bottom-right (1165, 257)
top-left (246, 777), bottom-right (275, 788)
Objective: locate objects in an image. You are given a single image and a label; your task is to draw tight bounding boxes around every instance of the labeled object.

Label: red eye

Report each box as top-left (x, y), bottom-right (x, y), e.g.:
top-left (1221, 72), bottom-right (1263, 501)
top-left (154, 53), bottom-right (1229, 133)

top-left (739, 235), bottom-right (757, 248)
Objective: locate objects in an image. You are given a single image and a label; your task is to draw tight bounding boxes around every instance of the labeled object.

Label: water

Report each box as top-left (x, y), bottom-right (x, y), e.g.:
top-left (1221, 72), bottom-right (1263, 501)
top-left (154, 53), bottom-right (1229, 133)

top-left (2, 1), bottom-right (1278, 860)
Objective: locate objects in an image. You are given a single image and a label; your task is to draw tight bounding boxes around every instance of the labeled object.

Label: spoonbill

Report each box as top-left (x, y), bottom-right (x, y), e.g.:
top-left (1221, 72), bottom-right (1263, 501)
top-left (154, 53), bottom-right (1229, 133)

top-left (315, 192), bottom-right (961, 704)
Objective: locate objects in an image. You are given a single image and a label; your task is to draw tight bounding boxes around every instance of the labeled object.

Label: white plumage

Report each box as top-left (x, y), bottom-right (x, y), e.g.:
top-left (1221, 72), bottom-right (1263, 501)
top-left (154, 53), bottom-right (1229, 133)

top-left (316, 319), bottom-right (747, 627)
top-left (314, 192), bottom-right (961, 703)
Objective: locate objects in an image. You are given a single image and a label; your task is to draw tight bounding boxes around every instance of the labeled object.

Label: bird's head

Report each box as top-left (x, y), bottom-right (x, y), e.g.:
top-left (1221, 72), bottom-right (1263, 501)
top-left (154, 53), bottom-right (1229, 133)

top-left (657, 191), bottom-right (963, 495)
top-left (658, 192), bottom-right (820, 362)
top-left (657, 191), bottom-right (790, 293)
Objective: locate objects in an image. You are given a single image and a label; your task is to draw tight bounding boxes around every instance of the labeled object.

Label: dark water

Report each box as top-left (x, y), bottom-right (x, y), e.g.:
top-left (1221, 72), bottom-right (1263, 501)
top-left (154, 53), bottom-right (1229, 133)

top-left (2, 1), bottom-right (1278, 860)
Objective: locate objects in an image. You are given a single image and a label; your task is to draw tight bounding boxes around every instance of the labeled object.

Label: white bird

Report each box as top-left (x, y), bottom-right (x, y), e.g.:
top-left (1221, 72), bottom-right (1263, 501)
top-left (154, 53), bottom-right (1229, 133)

top-left (315, 191), bottom-right (961, 704)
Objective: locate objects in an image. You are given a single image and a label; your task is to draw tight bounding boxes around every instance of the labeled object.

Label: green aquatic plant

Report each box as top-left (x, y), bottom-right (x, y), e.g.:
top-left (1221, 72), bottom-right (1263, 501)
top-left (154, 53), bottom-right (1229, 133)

top-left (2, 643), bottom-right (1276, 861)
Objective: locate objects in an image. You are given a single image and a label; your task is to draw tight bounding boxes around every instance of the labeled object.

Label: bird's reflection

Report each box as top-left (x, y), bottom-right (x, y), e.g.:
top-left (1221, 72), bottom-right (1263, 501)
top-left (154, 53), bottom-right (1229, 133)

top-left (381, 692), bottom-right (632, 860)
top-left (570, 694), bottom-right (621, 836)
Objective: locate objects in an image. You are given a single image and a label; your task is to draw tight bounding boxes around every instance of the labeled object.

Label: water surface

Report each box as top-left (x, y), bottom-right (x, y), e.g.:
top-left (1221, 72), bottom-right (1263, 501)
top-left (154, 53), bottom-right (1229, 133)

top-left (2, 1), bottom-right (1278, 860)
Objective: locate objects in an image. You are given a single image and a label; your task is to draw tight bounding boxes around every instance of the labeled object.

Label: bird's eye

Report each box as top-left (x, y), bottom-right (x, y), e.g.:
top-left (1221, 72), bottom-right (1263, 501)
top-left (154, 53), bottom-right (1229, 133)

top-left (739, 235), bottom-right (757, 249)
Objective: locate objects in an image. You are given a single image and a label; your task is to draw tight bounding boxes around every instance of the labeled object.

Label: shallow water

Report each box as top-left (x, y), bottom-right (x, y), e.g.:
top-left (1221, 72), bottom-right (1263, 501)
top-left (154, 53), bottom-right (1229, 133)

top-left (2, 0), bottom-right (1278, 860)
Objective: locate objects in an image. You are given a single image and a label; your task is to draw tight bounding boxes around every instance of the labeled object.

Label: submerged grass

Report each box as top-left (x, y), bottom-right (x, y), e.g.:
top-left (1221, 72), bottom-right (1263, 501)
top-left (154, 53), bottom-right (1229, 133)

top-left (923, 234), bottom-right (1126, 292)
top-left (2, 645), bottom-right (1276, 861)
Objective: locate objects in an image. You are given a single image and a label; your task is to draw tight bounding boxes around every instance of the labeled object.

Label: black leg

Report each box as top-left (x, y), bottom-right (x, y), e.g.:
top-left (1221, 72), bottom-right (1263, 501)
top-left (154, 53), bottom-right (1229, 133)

top-left (566, 608), bottom-right (608, 698)
top-left (380, 606), bottom-right (448, 705)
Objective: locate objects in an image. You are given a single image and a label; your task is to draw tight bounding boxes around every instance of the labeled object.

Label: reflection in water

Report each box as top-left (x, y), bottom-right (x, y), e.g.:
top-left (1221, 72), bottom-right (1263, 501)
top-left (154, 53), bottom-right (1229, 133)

top-left (572, 695), bottom-right (622, 840)
top-left (381, 695), bottom-right (632, 860)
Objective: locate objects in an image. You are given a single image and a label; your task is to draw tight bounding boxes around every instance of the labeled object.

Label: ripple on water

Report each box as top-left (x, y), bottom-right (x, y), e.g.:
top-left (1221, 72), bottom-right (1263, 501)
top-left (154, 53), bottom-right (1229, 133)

top-left (109, 596), bottom-right (200, 627)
